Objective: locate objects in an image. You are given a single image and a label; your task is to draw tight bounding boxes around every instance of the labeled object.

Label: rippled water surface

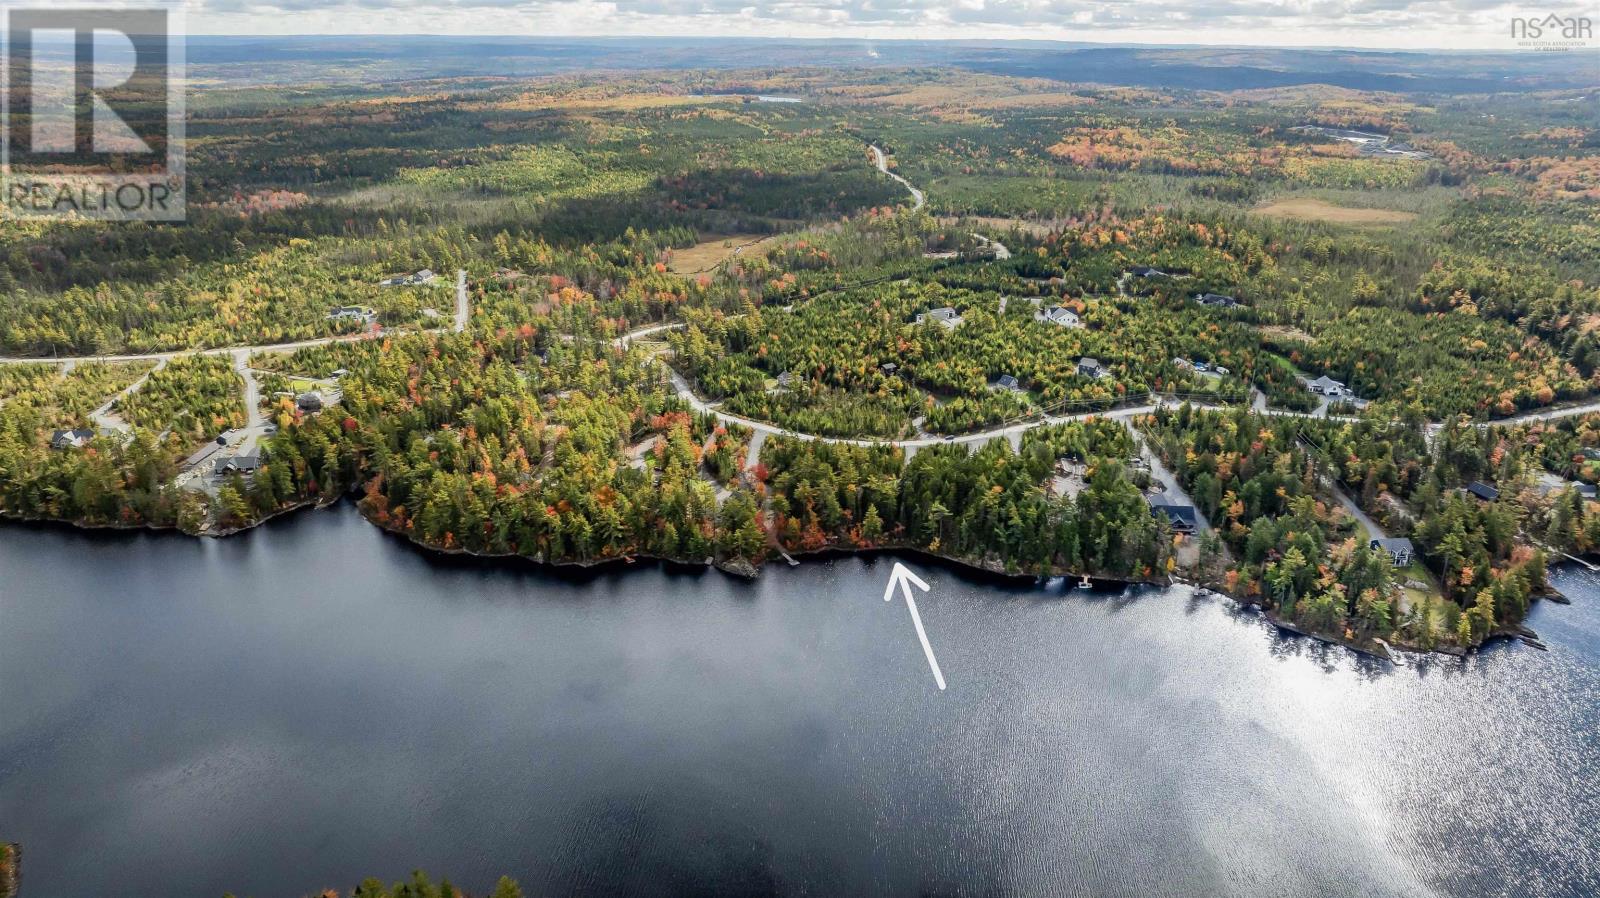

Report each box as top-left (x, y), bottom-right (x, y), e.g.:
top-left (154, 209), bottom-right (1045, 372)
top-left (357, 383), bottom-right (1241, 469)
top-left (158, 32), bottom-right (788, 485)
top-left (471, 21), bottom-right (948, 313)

top-left (2, 505), bottom-right (1597, 897)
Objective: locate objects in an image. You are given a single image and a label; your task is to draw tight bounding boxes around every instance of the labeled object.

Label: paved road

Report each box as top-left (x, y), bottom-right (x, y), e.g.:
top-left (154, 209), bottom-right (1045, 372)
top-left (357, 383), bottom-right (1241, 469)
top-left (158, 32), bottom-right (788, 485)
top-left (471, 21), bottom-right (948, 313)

top-left (870, 145), bottom-right (925, 211)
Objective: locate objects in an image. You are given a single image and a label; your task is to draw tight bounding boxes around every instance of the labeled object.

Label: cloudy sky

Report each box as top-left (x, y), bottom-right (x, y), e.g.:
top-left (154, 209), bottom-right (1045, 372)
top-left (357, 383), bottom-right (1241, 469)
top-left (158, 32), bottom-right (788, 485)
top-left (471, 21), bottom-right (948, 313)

top-left (184, 0), bottom-right (1595, 50)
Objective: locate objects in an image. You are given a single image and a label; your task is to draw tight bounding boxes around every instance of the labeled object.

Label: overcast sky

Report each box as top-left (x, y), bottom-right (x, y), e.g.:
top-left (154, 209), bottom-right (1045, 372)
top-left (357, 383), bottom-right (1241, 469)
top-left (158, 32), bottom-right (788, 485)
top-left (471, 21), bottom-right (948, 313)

top-left (182, 0), bottom-right (1598, 51)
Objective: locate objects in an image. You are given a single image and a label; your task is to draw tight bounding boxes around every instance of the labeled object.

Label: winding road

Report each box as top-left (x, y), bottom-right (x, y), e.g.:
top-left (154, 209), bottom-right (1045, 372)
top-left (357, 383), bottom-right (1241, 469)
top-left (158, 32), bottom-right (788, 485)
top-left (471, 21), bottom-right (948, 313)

top-left (614, 320), bottom-right (1600, 451)
top-left (870, 145), bottom-right (925, 211)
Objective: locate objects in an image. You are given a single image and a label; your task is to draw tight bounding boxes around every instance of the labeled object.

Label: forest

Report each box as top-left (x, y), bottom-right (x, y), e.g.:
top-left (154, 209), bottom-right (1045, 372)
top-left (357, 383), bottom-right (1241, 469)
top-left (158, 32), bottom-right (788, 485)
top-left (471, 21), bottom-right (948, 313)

top-left (0, 66), bottom-right (1595, 657)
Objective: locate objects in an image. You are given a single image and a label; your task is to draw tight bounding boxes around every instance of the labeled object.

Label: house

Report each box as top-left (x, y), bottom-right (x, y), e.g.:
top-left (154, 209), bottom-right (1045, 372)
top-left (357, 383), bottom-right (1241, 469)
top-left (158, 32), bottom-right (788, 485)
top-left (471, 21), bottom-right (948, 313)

top-left (329, 368), bottom-right (349, 379)
top-left (1147, 499), bottom-right (1199, 534)
top-left (1077, 357), bottom-right (1108, 379)
top-left (1035, 305), bottom-right (1081, 328)
top-left (1370, 537), bottom-right (1415, 567)
top-left (915, 307), bottom-right (962, 328)
top-left (296, 391), bottom-right (324, 413)
top-left (1541, 475), bottom-right (1599, 501)
top-left (49, 428), bottom-right (96, 450)
top-left (1308, 375), bottom-right (1346, 396)
top-left (327, 306), bottom-right (376, 325)
top-left (880, 362), bottom-right (899, 376)
top-left (1130, 266), bottom-right (1167, 278)
top-left (1194, 293), bottom-right (1238, 307)
top-left (214, 452), bottom-right (261, 476)
top-left (1465, 481), bottom-right (1499, 502)
top-left (380, 269), bottom-right (437, 287)
top-left (992, 374), bottom-right (1021, 391)
top-left (1173, 357), bottom-right (1193, 370)
top-left (775, 372), bottom-right (795, 389)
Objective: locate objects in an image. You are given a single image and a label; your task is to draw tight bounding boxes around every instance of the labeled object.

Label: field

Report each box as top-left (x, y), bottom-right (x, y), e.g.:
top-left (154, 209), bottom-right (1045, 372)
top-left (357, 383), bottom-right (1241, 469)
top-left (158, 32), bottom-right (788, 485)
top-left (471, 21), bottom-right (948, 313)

top-left (667, 234), bottom-right (781, 274)
top-left (1252, 197), bottom-right (1419, 225)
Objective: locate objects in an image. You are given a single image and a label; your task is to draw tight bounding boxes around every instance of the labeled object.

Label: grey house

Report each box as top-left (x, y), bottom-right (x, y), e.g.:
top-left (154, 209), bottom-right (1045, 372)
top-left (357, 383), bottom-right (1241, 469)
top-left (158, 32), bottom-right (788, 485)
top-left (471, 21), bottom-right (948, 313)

top-left (1370, 537), bottom-right (1415, 567)
top-left (215, 452), bottom-right (262, 476)
top-left (49, 429), bottom-right (96, 450)
top-left (1308, 375), bottom-right (1346, 396)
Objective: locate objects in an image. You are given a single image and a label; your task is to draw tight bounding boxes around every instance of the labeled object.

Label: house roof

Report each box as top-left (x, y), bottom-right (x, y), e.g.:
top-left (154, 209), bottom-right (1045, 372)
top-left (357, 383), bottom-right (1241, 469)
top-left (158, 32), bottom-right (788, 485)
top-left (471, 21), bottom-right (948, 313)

top-left (1466, 481), bottom-right (1499, 501)
top-left (993, 374), bottom-right (1020, 389)
top-left (1371, 537), bottom-right (1415, 555)
top-left (1309, 375), bottom-right (1344, 392)
top-left (1147, 500), bottom-right (1199, 530)
top-left (215, 452), bottom-right (261, 474)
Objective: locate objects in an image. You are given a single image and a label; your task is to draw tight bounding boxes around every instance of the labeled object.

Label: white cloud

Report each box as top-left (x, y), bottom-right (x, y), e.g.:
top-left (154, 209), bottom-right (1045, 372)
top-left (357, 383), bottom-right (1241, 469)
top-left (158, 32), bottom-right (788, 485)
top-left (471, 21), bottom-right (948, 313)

top-left (182, 0), bottom-right (1599, 50)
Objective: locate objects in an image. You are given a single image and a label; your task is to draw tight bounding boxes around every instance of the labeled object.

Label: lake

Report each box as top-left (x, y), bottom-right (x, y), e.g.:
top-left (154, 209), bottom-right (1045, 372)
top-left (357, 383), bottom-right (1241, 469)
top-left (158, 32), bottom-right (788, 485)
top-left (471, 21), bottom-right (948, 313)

top-left (2, 504), bottom-right (1597, 897)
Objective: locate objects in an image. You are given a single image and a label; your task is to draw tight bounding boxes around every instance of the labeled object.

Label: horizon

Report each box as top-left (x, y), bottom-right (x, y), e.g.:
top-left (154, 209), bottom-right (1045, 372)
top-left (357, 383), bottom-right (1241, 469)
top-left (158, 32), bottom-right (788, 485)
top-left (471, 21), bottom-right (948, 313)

top-left (57, 0), bottom-right (1600, 54)
top-left (169, 33), bottom-right (1580, 55)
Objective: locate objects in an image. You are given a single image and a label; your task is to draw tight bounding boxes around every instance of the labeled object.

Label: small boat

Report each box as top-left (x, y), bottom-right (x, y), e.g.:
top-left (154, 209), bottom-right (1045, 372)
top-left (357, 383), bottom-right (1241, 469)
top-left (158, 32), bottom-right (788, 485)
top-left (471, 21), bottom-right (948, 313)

top-left (1076, 575), bottom-right (1092, 590)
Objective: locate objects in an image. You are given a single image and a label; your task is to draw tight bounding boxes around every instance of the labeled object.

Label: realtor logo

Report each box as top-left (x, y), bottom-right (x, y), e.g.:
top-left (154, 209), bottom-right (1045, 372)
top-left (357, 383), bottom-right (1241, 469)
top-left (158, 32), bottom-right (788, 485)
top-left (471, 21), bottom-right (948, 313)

top-left (1, 5), bottom-right (185, 220)
top-left (1509, 12), bottom-right (1594, 50)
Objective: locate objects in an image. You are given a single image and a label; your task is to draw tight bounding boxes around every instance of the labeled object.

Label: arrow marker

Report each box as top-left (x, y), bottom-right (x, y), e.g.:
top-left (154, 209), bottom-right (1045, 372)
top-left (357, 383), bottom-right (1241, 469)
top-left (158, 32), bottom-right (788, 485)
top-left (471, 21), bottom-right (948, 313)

top-left (882, 561), bottom-right (946, 691)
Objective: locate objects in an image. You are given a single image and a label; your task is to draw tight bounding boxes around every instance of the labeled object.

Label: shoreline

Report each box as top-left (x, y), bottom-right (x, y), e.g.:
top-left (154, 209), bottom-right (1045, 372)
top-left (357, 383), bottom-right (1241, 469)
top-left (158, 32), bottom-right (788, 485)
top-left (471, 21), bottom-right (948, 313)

top-left (5, 496), bottom-right (1584, 663)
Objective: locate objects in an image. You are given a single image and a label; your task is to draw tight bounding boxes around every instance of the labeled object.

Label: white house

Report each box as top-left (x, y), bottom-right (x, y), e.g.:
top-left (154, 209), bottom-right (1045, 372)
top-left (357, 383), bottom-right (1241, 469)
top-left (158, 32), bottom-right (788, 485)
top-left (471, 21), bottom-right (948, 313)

top-left (915, 307), bottom-right (963, 329)
top-left (1035, 305), bottom-right (1082, 328)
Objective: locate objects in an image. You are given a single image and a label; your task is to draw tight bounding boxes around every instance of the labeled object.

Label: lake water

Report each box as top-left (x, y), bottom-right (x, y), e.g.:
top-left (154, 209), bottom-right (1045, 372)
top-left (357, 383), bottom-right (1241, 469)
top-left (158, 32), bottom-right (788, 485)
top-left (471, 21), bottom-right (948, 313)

top-left (2, 504), bottom-right (1597, 897)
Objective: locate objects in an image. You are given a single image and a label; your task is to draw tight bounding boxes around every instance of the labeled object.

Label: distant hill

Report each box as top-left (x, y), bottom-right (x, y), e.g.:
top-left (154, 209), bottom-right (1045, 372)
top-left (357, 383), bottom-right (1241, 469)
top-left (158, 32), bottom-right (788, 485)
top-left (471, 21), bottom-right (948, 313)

top-left (183, 35), bottom-right (1596, 93)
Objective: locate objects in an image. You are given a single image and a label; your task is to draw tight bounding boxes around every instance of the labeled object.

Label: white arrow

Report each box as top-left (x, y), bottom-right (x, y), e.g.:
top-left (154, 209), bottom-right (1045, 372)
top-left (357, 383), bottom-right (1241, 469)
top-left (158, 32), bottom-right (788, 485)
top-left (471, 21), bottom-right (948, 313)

top-left (882, 561), bottom-right (946, 691)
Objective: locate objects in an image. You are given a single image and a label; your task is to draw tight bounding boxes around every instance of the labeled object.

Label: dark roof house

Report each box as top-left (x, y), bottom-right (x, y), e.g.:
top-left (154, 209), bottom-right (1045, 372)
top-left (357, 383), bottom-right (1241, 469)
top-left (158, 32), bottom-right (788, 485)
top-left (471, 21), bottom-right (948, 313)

top-left (1465, 481), bottom-right (1499, 502)
top-left (1077, 357), bottom-right (1107, 379)
top-left (1195, 293), bottom-right (1238, 307)
top-left (1147, 500), bottom-right (1199, 534)
top-left (49, 429), bottom-right (96, 450)
top-left (215, 452), bottom-right (262, 476)
top-left (296, 391), bottom-right (324, 413)
top-left (992, 374), bottom-right (1021, 391)
top-left (1370, 537), bottom-right (1415, 567)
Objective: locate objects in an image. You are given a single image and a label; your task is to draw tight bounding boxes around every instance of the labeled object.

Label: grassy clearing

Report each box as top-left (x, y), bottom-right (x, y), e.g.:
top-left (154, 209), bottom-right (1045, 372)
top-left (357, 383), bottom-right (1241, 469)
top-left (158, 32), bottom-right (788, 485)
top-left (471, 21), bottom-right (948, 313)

top-left (667, 234), bottom-right (779, 274)
top-left (1252, 197), bottom-right (1418, 226)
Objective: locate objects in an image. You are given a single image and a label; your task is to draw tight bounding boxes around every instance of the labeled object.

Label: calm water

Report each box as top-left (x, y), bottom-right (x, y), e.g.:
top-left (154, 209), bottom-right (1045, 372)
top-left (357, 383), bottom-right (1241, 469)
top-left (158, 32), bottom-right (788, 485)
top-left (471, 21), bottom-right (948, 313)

top-left (2, 505), bottom-right (1597, 898)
